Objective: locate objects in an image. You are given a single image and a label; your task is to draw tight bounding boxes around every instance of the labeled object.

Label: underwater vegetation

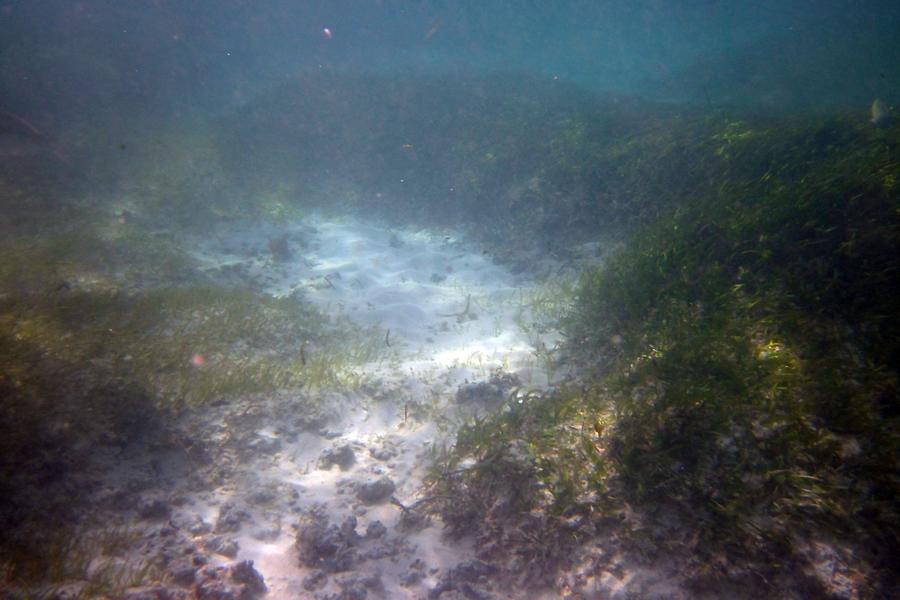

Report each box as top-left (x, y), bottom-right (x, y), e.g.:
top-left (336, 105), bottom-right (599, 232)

top-left (2, 523), bottom-right (156, 599)
top-left (0, 189), bottom-right (386, 587)
top-left (1, 66), bottom-right (898, 595)
top-left (0, 195), bottom-right (387, 403)
top-left (426, 111), bottom-right (900, 592)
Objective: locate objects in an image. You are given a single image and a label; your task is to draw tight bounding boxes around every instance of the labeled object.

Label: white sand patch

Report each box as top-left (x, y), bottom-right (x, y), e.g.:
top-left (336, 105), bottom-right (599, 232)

top-left (193, 214), bottom-right (564, 383)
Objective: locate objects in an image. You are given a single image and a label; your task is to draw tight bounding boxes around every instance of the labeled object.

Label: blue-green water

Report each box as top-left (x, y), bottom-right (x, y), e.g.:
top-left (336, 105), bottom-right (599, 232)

top-left (1, 2), bottom-right (899, 598)
top-left (2, 0), bottom-right (898, 121)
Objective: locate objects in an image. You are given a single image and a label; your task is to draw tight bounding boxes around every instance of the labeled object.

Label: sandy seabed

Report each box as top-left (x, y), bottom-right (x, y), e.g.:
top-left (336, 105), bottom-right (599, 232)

top-left (76, 213), bottom-right (569, 599)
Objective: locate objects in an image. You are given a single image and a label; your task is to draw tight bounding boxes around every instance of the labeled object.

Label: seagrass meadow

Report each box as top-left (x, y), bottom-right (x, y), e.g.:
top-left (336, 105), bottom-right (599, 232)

top-left (424, 110), bottom-right (900, 594)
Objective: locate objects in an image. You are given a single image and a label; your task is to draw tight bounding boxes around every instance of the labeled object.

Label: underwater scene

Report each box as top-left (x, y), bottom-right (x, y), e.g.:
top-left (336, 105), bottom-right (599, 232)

top-left (1, 1), bottom-right (898, 598)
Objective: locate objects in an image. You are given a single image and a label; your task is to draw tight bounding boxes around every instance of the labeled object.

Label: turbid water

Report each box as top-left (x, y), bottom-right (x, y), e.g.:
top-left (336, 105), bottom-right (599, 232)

top-left (2, 3), bottom-right (898, 598)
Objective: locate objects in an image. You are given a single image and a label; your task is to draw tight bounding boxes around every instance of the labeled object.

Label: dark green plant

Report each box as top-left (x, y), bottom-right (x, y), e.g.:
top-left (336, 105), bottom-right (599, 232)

top-left (428, 112), bottom-right (899, 592)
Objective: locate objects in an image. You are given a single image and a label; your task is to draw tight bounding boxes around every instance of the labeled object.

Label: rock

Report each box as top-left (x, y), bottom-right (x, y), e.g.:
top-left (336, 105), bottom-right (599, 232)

top-left (431, 591), bottom-right (492, 600)
top-left (218, 540), bottom-right (239, 559)
top-left (302, 569), bottom-right (328, 591)
top-left (245, 488), bottom-right (276, 505)
top-left (488, 368), bottom-right (521, 390)
top-left (188, 517), bottom-right (213, 535)
top-left (329, 587), bottom-right (367, 600)
top-left (356, 477), bottom-right (395, 504)
top-left (158, 524), bottom-right (177, 538)
top-left (365, 521), bottom-right (387, 539)
top-left (429, 560), bottom-right (498, 599)
top-left (170, 494), bottom-right (190, 507)
top-left (169, 563), bottom-right (197, 587)
top-left (251, 524), bottom-right (280, 541)
top-left (193, 554), bottom-right (210, 567)
top-left (400, 569), bottom-right (424, 586)
top-left (318, 444), bottom-right (356, 471)
top-left (215, 502), bottom-right (250, 533)
top-left (358, 573), bottom-right (384, 594)
top-left (455, 381), bottom-right (503, 406)
top-left (361, 538), bottom-right (404, 561)
top-left (139, 498), bottom-right (172, 520)
top-left (320, 428), bottom-right (344, 439)
top-left (204, 536), bottom-right (239, 558)
top-left (459, 558), bottom-right (496, 577)
top-left (292, 407), bottom-right (329, 432)
top-left (369, 445), bottom-right (397, 461)
top-left (268, 235), bottom-right (292, 262)
top-left (230, 560), bottom-right (267, 596)
top-left (410, 558), bottom-right (427, 571)
top-left (295, 513), bottom-right (360, 572)
top-left (195, 563), bottom-right (265, 600)
top-left (456, 370), bottom-right (521, 407)
top-left (195, 567), bottom-right (242, 600)
top-left (336, 573), bottom-right (383, 598)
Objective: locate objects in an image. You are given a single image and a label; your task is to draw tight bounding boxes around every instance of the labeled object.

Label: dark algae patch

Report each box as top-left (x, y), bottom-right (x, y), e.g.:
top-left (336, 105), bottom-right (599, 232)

top-left (426, 112), bottom-right (900, 596)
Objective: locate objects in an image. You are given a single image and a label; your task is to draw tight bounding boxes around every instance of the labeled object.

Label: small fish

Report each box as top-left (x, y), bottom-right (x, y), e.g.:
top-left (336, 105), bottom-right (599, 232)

top-left (871, 98), bottom-right (892, 126)
top-left (423, 19), bottom-right (441, 42)
top-left (322, 27), bottom-right (332, 40)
